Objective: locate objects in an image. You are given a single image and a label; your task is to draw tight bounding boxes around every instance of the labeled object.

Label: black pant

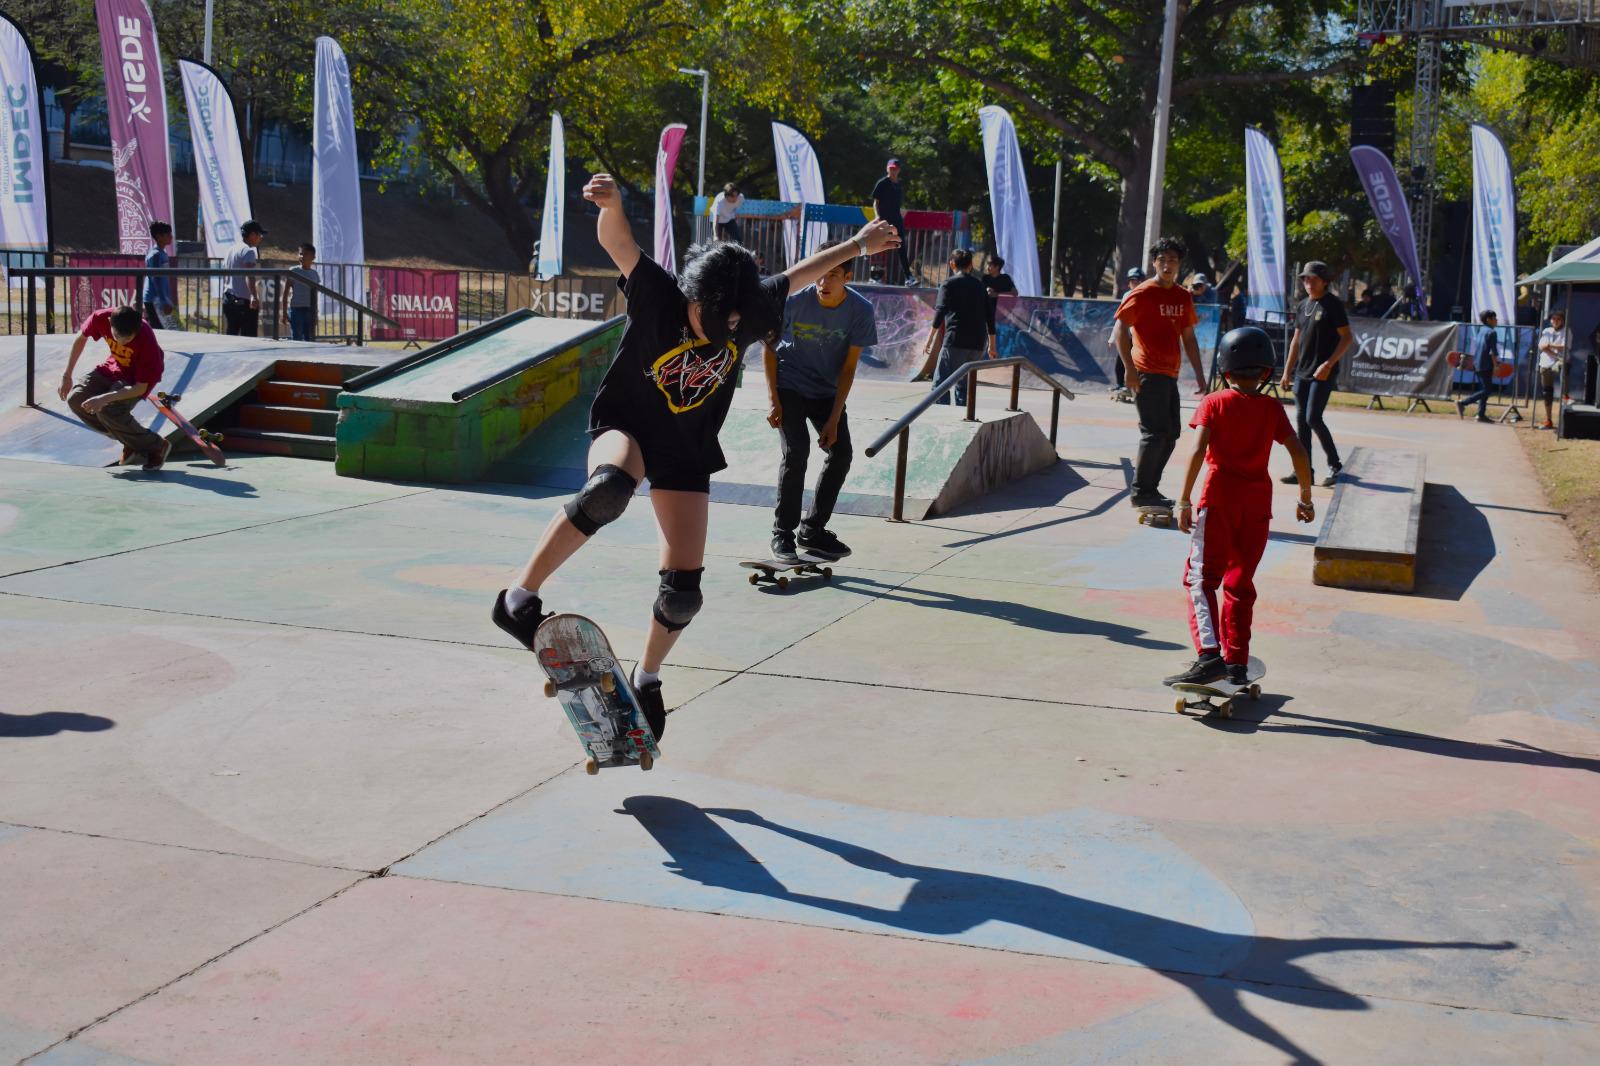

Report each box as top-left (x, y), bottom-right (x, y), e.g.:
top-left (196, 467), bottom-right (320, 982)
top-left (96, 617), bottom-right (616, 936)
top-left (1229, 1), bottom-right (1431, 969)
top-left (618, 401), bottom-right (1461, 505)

top-left (885, 221), bottom-right (912, 282)
top-left (223, 295), bottom-right (258, 337)
top-left (1294, 375), bottom-right (1340, 469)
top-left (1132, 372), bottom-right (1181, 501)
top-left (1113, 356), bottom-right (1126, 389)
top-left (142, 302), bottom-right (167, 330)
top-left (773, 389), bottom-right (852, 535)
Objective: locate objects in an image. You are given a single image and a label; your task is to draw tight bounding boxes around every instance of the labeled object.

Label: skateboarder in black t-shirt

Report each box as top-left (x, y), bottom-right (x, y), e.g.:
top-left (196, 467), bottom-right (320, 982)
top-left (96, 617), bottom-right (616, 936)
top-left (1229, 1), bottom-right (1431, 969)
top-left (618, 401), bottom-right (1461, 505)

top-left (492, 173), bottom-right (902, 734)
top-left (1279, 261), bottom-right (1352, 487)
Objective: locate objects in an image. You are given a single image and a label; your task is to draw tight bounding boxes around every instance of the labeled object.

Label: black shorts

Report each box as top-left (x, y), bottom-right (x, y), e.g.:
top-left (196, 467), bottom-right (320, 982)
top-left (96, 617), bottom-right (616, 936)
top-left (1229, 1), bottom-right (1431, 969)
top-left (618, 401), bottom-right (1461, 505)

top-left (587, 425), bottom-right (714, 494)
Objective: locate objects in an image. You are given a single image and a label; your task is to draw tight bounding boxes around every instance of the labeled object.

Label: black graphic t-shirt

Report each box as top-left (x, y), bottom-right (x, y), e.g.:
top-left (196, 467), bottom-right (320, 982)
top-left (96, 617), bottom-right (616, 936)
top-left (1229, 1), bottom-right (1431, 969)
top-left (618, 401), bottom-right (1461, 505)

top-left (1294, 292), bottom-right (1349, 379)
top-left (589, 255), bottom-right (789, 477)
top-left (871, 176), bottom-right (904, 225)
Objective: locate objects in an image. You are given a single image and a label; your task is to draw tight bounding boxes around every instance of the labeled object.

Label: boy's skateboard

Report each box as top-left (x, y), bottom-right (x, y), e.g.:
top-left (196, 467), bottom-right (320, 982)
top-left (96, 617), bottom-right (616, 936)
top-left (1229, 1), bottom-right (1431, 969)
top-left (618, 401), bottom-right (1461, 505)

top-left (532, 613), bottom-right (659, 775)
top-left (740, 556), bottom-right (834, 590)
top-left (145, 390), bottom-right (226, 466)
top-left (1168, 657), bottom-right (1265, 718)
top-left (1135, 503), bottom-right (1176, 528)
top-left (1110, 386), bottom-right (1134, 403)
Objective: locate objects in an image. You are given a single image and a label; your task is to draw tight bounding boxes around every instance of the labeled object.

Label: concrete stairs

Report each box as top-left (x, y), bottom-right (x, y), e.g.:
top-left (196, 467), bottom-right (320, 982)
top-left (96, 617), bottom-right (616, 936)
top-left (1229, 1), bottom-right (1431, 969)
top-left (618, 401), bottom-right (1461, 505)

top-left (219, 362), bottom-right (353, 461)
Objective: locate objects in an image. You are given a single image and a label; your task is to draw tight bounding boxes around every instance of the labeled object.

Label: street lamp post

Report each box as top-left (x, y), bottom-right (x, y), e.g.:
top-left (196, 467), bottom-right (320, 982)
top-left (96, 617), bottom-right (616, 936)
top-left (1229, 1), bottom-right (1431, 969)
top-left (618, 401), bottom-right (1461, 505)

top-left (676, 67), bottom-right (709, 243)
top-left (204, 0), bottom-right (213, 63)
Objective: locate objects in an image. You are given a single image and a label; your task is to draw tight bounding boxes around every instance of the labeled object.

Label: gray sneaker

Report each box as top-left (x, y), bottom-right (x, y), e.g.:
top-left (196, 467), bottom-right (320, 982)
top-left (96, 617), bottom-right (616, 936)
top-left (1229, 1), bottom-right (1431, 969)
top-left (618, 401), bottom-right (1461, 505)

top-left (771, 531), bottom-right (800, 565)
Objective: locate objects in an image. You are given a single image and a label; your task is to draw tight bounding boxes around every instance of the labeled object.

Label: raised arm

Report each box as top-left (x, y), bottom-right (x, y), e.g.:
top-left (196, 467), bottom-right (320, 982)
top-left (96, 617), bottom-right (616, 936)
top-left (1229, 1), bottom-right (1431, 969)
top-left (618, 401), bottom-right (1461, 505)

top-left (784, 218), bottom-right (900, 291)
top-left (583, 173), bottom-right (641, 278)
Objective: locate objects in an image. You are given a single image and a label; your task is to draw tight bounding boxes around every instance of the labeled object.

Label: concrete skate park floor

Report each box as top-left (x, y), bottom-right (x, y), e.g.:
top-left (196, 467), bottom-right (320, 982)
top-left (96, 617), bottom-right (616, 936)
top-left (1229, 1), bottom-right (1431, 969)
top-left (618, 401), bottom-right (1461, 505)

top-left (4, 385), bottom-right (1599, 1065)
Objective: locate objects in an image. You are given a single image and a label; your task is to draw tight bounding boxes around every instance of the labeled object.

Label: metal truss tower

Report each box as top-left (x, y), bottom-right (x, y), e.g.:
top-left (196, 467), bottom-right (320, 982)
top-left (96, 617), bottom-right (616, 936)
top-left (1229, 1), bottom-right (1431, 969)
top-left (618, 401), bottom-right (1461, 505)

top-left (1356, 0), bottom-right (1600, 298)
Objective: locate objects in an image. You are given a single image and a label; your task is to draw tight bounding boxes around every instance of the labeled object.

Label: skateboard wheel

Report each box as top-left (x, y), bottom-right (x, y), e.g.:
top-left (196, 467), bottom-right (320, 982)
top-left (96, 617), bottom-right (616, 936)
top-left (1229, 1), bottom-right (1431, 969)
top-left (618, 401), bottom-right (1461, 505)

top-left (776, 576), bottom-right (789, 590)
top-left (1248, 683), bottom-right (1261, 700)
top-left (543, 679), bottom-right (557, 699)
top-left (748, 572), bottom-right (760, 586)
top-left (639, 751), bottom-right (653, 772)
top-left (584, 756), bottom-right (599, 776)
top-left (1173, 696), bottom-right (1186, 714)
top-left (212, 433), bottom-right (225, 444)
top-left (822, 567), bottom-right (833, 579)
top-left (599, 672), bottom-right (616, 694)
top-left (1218, 700), bottom-right (1233, 718)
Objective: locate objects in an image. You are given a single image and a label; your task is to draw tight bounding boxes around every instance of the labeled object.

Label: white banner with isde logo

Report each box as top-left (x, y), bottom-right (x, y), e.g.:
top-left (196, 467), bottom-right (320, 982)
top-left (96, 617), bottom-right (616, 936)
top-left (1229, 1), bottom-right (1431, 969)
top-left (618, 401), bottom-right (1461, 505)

top-left (771, 121), bottom-right (827, 266)
top-left (1470, 123), bottom-right (1516, 326)
top-left (978, 105), bottom-right (1041, 297)
top-left (0, 13), bottom-right (49, 270)
top-left (179, 60), bottom-right (253, 260)
top-left (1244, 127), bottom-right (1286, 322)
top-left (536, 112), bottom-right (564, 278)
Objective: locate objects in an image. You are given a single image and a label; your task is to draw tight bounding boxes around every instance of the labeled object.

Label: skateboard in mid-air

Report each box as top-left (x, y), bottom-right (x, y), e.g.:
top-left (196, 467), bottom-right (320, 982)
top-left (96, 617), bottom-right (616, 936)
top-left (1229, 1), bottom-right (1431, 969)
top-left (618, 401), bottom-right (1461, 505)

top-left (1135, 502), bottom-right (1176, 528)
top-left (739, 556), bottom-right (834, 590)
top-left (532, 613), bottom-right (659, 775)
top-left (1168, 656), bottom-right (1265, 718)
top-left (145, 390), bottom-right (225, 466)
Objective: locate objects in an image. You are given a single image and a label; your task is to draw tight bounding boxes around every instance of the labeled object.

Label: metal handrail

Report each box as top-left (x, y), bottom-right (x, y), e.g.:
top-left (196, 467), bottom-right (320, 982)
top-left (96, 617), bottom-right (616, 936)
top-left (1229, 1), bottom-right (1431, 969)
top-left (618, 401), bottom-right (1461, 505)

top-left (863, 355), bottom-right (1076, 522)
top-left (13, 265), bottom-right (400, 407)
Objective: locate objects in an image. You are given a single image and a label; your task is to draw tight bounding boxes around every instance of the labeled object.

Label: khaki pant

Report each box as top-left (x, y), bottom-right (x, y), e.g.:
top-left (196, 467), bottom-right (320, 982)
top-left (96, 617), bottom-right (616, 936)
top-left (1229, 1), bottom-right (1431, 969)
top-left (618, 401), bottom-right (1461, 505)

top-left (67, 369), bottom-right (164, 458)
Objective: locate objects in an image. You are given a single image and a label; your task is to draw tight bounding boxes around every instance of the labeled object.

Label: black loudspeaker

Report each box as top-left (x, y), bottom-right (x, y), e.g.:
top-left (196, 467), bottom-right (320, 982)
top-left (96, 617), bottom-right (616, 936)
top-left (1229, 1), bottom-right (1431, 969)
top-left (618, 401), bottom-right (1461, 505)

top-left (1560, 404), bottom-right (1600, 440)
top-left (1429, 200), bottom-right (1470, 319)
top-left (1350, 83), bottom-right (1397, 156)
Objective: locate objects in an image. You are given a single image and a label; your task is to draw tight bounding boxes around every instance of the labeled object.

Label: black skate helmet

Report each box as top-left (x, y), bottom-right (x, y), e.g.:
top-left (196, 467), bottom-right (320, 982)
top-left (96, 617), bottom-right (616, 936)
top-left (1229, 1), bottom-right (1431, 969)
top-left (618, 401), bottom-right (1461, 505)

top-left (1217, 326), bottom-right (1276, 374)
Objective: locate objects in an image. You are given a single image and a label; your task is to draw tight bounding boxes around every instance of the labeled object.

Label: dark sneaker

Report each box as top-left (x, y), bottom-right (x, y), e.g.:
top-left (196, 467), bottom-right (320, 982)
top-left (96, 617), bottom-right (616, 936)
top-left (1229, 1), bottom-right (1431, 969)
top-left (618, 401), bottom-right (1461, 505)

top-left (1455, 399), bottom-right (1467, 419)
top-left (1227, 662), bottom-right (1250, 686)
top-left (1130, 494), bottom-right (1171, 511)
top-left (1320, 465), bottom-right (1342, 488)
top-left (771, 530), bottom-right (800, 565)
top-left (635, 679), bottom-right (666, 740)
top-left (1279, 472), bottom-right (1304, 484)
top-left (141, 439), bottom-right (171, 471)
top-left (1163, 653), bottom-right (1226, 687)
top-left (491, 589), bottom-right (550, 651)
top-left (798, 527), bottom-right (851, 560)
top-left (1474, 415), bottom-right (1493, 424)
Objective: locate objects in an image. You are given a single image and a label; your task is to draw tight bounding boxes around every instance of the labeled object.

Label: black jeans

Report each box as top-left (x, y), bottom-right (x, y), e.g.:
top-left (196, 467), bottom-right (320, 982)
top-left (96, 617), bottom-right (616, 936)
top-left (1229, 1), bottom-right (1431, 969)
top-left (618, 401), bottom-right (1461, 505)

top-left (142, 301), bottom-right (167, 330)
top-left (1132, 372), bottom-right (1181, 501)
top-left (1294, 375), bottom-right (1340, 469)
top-left (773, 389), bottom-right (852, 535)
top-left (223, 295), bottom-right (258, 337)
top-left (886, 221), bottom-right (912, 282)
top-left (934, 343), bottom-right (985, 406)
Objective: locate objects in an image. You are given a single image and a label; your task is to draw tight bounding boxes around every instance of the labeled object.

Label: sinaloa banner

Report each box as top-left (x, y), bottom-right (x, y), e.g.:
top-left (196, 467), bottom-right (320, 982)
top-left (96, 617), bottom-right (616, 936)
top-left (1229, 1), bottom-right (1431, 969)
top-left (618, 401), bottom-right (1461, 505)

top-left (1339, 317), bottom-right (1458, 399)
top-left (68, 253), bottom-right (142, 325)
top-left (368, 267), bottom-right (458, 341)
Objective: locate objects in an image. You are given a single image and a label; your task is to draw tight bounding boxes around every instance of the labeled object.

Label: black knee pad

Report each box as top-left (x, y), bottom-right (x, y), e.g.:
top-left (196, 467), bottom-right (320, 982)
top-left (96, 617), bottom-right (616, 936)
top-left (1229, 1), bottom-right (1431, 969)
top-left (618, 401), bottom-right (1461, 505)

top-left (653, 567), bottom-right (704, 632)
top-left (563, 464), bottom-right (637, 536)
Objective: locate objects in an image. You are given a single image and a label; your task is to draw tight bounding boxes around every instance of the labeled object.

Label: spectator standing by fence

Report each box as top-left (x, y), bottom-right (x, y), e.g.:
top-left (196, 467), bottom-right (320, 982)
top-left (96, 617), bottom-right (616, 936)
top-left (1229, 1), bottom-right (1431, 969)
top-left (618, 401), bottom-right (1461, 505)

top-left (871, 160), bottom-right (915, 285)
top-left (1537, 310), bottom-right (1570, 430)
top-left (1279, 261), bottom-right (1351, 486)
top-left (223, 220), bottom-right (266, 336)
top-left (984, 255), bottom-right (1016, 310)
top-left (142, 222), bottom-right (176, 330)
top-left (283, 243), bottom-right (321, 342)
top-left (1456, 310), bottom-right (1501, 424)
top-left (711, 184), bottom-right (743, 243)
top-left (919, 248), bottom-right (996, 406)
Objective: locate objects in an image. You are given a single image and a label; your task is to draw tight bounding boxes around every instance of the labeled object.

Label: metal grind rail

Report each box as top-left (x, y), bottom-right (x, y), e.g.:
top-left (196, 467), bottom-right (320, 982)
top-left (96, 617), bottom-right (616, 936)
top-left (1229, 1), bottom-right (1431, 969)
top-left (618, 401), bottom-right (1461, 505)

top-left (863, 356), bottom-right (1077, 522)
top-left (11, 265), bottom-right (399, 408)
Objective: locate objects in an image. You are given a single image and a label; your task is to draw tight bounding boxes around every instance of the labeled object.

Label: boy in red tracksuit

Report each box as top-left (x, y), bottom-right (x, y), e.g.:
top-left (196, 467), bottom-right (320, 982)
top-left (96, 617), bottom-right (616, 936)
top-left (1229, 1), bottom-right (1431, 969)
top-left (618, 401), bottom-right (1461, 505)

top-left (1164, 326), bottom-right (1315, 688)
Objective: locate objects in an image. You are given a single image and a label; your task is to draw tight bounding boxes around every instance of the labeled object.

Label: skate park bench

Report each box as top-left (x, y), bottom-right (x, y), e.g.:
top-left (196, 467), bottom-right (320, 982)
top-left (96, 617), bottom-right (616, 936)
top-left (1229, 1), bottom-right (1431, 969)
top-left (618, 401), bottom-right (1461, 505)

top-left (1312, 446), bottom-right (1426, 593)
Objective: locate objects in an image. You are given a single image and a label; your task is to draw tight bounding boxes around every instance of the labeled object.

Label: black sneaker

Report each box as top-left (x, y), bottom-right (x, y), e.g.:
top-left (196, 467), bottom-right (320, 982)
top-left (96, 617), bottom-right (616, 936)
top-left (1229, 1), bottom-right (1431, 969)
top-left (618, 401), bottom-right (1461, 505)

top-left (1163, 653), bottom-right (1226, 687)
top-left (1455, 399), bottom-right (1467, 419)
top-left (771, 530), bottom-right (800, 564)
top-left (798, 527), bottom-right (851, 560)
top-left (1474, 415), bottom-right (1493, 424)
top-left (635, 679), bottom-right (667, 740)
top-left (1279, 472), bottom-right (1303, 484)
top-left (1227, 662), bottom-right (1250, 686)
top-left (1130, 494), bottom-right (1171, 511)
top-left (1320, 465), bottom-right (1342, 488)
top-left (491, 589), bottom-right (550, 651)
top-left (142, 439), bottom-right (171, 471)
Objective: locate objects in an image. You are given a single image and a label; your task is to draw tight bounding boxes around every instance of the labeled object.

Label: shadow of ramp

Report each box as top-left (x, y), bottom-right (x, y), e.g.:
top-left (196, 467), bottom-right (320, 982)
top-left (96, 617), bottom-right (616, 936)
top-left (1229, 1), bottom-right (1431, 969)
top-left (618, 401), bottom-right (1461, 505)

top-left (1413, 483), bottom-right (1494, 601)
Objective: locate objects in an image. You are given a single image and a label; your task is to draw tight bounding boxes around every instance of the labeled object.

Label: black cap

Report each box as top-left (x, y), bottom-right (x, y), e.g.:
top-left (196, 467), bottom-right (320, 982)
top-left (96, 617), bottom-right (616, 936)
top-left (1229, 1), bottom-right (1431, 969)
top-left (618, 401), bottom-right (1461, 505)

top-left (1298, 261), bottom-right (1331, 281)
top-left (240, 219), bottom-right (266, 236)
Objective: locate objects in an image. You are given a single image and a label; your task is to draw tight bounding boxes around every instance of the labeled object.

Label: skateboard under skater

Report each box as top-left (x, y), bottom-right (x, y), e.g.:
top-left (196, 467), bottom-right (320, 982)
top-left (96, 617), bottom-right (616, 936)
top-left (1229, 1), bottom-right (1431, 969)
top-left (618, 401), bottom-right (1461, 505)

top-left (739, 556), bottom-right (834, 590)
top-left (145, 390), bottom-right (226, 466)
top-left (1135, 503), bottom-right (1176, 529)
top-left (1110, 386), bottom-right (1134, 404)
top-left (1168, 656), bottom-right (1265, 719)
top-left (532, 612), bottom-right (659, 775)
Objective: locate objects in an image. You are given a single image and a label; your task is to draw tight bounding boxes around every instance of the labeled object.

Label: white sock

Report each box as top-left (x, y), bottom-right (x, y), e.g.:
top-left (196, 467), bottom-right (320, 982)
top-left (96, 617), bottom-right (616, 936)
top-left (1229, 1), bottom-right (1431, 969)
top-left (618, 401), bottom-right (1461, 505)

top-left (506, 586), bottom-right (540, 614)
top-left (633, 664), bottom-right (660, 689)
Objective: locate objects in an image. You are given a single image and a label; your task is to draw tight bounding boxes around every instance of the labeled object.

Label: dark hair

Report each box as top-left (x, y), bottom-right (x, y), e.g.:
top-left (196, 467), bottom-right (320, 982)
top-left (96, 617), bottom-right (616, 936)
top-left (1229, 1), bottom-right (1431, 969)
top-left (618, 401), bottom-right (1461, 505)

top-left (148, 221), bottom-right (172, 238)
top-left (299, 242), bottom-right (316, 255)
top-left (988, 256), bottom-right (1005, 269)
top-left (814, 241), bottom-right (854, 275)
top-left (110, 305), bottom-right (142, 336)
top-left (723, 182), bottom-right (739, 196)
top-left (679, 241), bottom-right (778, 345)
top-left (1148, 236), bottom-right (1187, 261)
top-left (1479, 309), bottom-right (1498, 324)
top-left (950, 248), bottom-right (973, 271)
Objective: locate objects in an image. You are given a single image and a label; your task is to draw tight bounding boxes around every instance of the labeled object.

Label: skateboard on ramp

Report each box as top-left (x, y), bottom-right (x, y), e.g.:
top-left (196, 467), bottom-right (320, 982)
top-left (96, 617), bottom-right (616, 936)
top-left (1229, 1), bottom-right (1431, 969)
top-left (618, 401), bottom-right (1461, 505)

top-left (533, 613), bottom-right (659, 775)
top-left (739, 556), bottom-right (834, 590)
top-left (146, 390), bottom-right (226, 466)
top-left (1168, 657), bottom-right (1265, 718)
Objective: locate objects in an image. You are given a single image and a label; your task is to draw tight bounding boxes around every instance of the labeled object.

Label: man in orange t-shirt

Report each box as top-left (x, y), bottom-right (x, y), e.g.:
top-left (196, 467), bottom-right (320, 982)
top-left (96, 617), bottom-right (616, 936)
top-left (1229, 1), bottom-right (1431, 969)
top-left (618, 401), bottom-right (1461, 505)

top-left (1112, 236), bottom-right (1208, 509)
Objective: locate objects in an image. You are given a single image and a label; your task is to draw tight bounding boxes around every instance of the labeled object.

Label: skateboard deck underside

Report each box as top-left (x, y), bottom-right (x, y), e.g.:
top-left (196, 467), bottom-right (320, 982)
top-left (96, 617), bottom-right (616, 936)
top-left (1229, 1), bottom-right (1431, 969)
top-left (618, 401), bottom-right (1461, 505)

top-left (533, 614), bottom-right (658, 770)
top-left (146, 393), bottom-right (226, 466)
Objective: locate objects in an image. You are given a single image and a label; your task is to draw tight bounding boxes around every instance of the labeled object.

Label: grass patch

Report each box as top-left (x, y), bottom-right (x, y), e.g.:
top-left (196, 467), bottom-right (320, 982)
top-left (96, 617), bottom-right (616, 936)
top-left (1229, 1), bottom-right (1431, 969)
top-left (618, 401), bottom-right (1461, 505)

top-left (1520, 425), bottom-right (1600, 575)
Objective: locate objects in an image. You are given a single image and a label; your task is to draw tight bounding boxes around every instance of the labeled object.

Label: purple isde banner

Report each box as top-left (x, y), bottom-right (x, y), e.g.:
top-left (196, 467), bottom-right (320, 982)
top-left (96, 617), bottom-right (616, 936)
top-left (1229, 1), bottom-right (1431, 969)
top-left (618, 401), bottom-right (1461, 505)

top-left (93, 0), bottom-right (173, 255)
top-left (1349, 145), bottom-right (1426, 317)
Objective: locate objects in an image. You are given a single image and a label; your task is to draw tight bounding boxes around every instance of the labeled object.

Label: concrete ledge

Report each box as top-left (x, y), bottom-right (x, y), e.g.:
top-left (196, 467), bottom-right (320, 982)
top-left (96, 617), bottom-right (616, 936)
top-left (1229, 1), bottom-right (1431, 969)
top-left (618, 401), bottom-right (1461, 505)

top-left (1312, 446), bottom-right (1425, 593)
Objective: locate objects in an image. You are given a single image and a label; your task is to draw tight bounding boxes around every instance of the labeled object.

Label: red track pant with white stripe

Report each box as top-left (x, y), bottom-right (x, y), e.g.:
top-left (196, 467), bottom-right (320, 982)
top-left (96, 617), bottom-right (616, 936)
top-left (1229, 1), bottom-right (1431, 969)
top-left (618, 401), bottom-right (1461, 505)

top-left (1183, 503), bottom-right (1270, 664)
